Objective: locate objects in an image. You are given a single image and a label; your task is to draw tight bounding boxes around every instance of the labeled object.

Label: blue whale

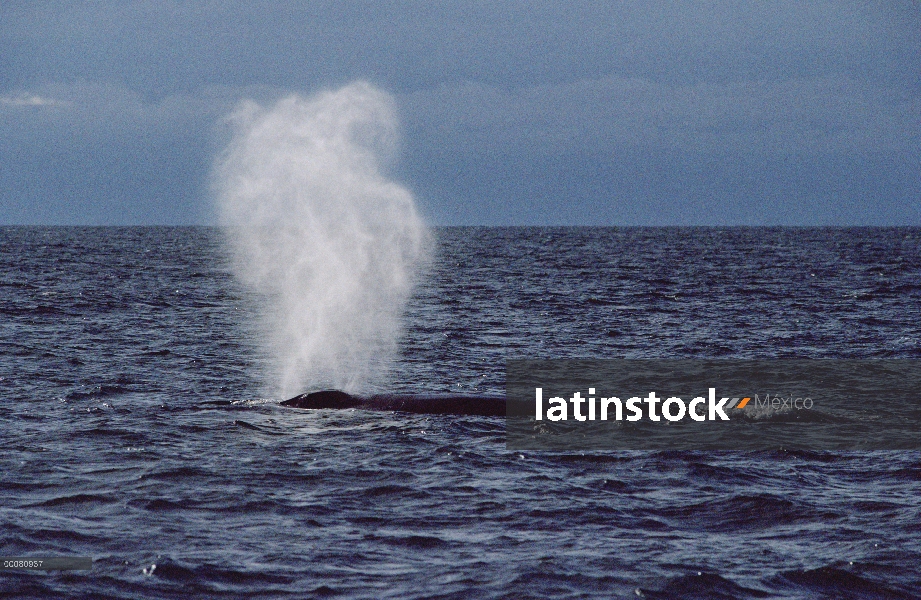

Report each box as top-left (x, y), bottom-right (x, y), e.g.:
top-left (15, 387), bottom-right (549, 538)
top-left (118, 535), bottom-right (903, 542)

top-left (280, 390), bottom-right (506, 417)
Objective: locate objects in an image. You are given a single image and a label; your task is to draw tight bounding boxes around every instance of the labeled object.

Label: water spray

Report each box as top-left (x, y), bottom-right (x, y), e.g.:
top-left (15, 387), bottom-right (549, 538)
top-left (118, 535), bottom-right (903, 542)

top-left (213, 82), bottom-right (430, 396)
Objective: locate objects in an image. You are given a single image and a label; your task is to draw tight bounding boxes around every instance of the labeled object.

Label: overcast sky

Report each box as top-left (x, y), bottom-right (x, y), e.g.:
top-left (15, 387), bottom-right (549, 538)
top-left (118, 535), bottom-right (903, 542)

top-left (1, 1), bottom-right (918, 225)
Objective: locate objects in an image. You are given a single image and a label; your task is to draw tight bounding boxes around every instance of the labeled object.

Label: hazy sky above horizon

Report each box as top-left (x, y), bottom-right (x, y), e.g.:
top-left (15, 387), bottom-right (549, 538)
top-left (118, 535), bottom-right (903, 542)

top-left (1, 1), bottom-right (918, 225)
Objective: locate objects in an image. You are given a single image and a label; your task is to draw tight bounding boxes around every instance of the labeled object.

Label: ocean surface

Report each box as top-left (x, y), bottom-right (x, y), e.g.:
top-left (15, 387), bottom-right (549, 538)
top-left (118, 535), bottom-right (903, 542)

top-left (1, 226), bottom-right (920, 599)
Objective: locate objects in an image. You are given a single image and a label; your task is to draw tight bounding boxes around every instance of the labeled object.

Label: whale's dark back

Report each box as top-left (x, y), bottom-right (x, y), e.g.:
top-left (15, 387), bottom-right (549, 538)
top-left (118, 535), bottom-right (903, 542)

top-left (281, 390), bottom-right (363, 410)
top-left (280, 390), bottom-right (505, 417)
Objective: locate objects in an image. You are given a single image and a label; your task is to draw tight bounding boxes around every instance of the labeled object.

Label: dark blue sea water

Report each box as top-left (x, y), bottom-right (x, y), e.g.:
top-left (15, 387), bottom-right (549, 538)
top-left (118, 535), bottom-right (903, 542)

top-left (1, 226), bottom-right (920, 599)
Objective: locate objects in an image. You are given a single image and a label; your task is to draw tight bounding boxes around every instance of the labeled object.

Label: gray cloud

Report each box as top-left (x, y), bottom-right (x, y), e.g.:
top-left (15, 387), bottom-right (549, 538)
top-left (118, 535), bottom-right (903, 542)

top-left (3, 1), bottom-right (914, 92)
top-left (0, 1), bottom-right (917, 224)
top-left (404, 75), bottom-right (918, 156)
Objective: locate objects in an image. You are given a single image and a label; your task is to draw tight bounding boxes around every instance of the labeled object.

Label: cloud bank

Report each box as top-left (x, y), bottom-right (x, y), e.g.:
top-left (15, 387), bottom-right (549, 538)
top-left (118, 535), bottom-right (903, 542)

top-left (0, 1), bottom-right (917, 224)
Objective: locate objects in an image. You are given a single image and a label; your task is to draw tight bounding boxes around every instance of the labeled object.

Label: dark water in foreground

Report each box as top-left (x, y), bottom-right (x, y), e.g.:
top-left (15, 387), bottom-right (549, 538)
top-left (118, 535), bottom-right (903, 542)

top-left (1, 226), bottom-right (920, 599)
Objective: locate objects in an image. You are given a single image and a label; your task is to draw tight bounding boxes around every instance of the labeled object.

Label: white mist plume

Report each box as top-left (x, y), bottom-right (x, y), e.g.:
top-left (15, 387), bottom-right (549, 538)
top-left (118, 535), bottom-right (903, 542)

top-left (213, 82), bottom-right (430, 397)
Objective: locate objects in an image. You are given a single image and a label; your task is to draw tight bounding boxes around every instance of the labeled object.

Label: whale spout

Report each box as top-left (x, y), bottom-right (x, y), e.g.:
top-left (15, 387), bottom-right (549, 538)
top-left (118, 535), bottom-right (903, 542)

top-left (280, 390), bottom-right (506, 417)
